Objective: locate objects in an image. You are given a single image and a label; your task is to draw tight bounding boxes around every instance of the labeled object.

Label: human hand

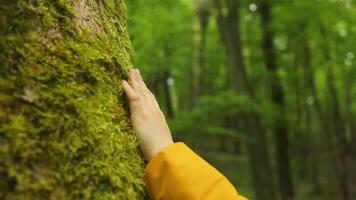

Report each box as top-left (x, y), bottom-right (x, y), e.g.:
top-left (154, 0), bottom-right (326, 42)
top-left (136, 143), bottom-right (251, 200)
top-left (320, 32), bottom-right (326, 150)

top-left (122, 69), bottom-right (174, 161)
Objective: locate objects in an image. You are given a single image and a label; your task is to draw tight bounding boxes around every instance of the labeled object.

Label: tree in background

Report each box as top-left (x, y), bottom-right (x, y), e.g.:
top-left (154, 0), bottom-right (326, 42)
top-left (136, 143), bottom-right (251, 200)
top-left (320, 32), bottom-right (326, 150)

top-left (212, 0), bottom-right (277, 200)
top-left (259, 0), bottom-right (294, 199)
top-left (271, 1), bottom-right (356, 199)
top-left (192, 0), bottom-right (210, 107)
top-left (0, 0), bottom-right (145, 199)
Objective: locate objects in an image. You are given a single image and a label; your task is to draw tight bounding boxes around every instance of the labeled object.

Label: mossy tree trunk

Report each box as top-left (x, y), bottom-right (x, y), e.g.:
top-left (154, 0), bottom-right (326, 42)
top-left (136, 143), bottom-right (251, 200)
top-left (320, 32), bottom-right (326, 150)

top-left (0, 0), bottom-right (145, 199)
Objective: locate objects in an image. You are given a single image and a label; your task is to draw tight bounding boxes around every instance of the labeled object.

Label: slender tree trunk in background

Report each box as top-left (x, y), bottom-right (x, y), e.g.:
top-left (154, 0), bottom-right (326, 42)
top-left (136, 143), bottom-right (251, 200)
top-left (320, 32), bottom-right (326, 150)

top-left (192, 0), bottom-right (210, 107)
top-left (213, 0), bottom-right (277, 199)
top-left (306, 105), bottom-right (322, 195)
top-left (302, 37), bottom-right (342, 195)
top-left (351, 108), bottom-right (356, 158)
top-left (302, 26), bottom-right (349, 199)
top-left (300, 44), bottom-right (322, 195)
top-left (344, 66), bottom-right (356, 160)
top-left (326, 68), bottom-right (349, 200)
top-left (192, 19), bottom-right (202, 107)
top-left (292, 47), bottom-right (309, 179)
top-left (259, 1), bottom-right (294, 199)
top-left (163, 72), bottom-right (175, 118)
top-left (148, 71), bottom-right (175, 118)
top-left (320, 27), bottom-right (350, 200)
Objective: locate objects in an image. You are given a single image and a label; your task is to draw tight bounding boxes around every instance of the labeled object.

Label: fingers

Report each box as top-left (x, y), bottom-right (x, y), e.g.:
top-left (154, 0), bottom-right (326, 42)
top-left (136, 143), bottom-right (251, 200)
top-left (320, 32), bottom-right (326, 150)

top-left (122, 69), bottom-right (163, 122)
top-left (129, 69), bottom-right (141, 91)
top-left (122, 68), bottom-right (149, 99)
top-left (128, 68), bottom-right (148, 92)
top-left (128, 68), bottom-right (149, 92)
top-left (122, 80), bottom-right (139, 101)
top-left (135, 69), bottom-right (148, 90)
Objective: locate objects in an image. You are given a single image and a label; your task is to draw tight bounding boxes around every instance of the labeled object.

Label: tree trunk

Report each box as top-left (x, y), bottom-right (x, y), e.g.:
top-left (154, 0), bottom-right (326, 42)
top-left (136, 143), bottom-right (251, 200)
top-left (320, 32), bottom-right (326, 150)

top-left (213, 0), bottom-right (277, 199)
top-left (320, 26), bottom-right (350, 200)
top-left (259, 1), bottom-right (294, 199)
top-left (301, 28), bottom-right (349, 200)
top-left (148, 71), bottom-right (175, 118)
top-left (343, 46), bottom-right (356, 200)
top-left (0, 0), bottom-right (145, 199)
top-left (326, 66), bottom-right (350, 200)
top-left (344, 59), bottom-right (356, 160)
top-left (192, 0), bottom-right (210, 107)
top-left (351, 112), bottom-right (356, 159)
top-left (301, 34), bottom-right (339, 191)
top-left (163, 72), bottom-right (175, 118)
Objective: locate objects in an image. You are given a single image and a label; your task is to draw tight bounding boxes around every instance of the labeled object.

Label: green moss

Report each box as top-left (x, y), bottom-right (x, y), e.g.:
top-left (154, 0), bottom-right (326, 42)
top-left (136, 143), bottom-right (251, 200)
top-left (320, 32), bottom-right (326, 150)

top-left (0, 0), bottom-right (145, 199)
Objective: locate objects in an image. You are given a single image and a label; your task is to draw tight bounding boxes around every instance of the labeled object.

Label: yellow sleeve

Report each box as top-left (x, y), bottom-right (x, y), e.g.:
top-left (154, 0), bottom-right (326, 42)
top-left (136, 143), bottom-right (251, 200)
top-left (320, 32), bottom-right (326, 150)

top-left (144, 142), bottom-right (248, 200)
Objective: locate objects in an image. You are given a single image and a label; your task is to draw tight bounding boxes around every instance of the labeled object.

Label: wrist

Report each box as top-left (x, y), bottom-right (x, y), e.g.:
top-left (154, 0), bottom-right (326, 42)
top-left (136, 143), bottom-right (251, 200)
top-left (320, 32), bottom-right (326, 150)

top-left (146, 140), bottom-right (174, 161)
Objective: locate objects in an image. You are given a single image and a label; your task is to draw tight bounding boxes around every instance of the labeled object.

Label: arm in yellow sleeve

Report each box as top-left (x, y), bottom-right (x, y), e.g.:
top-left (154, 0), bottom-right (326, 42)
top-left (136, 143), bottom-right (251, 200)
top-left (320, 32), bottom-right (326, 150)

top-left (144, 142), bottom-right (248, 200)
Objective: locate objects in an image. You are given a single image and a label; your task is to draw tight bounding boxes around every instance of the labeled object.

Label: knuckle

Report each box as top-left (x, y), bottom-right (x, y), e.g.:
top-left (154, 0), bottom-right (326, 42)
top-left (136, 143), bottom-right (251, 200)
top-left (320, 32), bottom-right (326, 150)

top-left (130, 94), bottom-right (140, 102)
top-left (141, 110), bottom-right (150, 119)
top-left (140, 80), bottom-right (147, 87)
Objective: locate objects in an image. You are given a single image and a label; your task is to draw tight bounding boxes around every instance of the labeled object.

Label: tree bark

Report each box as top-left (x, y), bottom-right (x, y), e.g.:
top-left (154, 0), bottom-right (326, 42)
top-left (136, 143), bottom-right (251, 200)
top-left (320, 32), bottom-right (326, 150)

top-left (0, 0), bottom-right (145, 199)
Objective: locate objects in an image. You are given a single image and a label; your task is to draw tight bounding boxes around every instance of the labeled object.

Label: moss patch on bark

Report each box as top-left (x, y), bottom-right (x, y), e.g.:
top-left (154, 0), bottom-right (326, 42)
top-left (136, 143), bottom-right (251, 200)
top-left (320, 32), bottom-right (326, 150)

top-left (0, 0), bottom-right (145, 199)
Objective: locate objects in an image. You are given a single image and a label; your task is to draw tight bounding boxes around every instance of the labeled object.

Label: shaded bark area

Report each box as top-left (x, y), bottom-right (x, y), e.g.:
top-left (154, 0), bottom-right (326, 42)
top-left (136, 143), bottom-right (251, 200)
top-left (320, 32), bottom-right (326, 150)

top-left (259, 0), bottom-right (294, 199)
top-left (213, 0), bottom-right (277, 199)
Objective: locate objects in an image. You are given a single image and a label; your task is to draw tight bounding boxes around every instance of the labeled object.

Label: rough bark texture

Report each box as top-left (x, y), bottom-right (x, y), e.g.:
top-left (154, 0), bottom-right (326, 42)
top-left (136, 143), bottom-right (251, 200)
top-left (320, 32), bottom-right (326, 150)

top-left (0, 0), bottom-right (145, 199)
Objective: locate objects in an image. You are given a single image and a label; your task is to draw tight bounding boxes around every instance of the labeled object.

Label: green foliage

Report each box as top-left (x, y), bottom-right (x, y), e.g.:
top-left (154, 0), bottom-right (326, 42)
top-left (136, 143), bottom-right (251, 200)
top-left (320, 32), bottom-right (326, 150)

top-left (169, 91), bottom-right (255, 140)
top-left (127, 0), bottom-right (194, 73)
top-left (0, 0), bottom-right (145, 199)
top-left (127, 0), bottom-right (195, 110)
top-left (127, 0), bottom-right (356, 199)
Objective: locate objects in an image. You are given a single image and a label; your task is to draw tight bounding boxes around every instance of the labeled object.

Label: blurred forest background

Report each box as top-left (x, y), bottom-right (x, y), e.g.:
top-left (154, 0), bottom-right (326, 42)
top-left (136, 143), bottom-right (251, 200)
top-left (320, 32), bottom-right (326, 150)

top-left (126, 0), bottom-right (356, 200)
